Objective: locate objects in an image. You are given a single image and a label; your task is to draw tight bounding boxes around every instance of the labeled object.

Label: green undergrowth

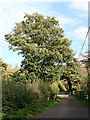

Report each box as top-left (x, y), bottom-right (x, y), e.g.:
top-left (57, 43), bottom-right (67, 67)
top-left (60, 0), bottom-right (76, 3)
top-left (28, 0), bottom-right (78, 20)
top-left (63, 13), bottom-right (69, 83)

top-left (73, 94), bottom-right (90, 106)
top-left (2, 95), bottom-right (60, 120)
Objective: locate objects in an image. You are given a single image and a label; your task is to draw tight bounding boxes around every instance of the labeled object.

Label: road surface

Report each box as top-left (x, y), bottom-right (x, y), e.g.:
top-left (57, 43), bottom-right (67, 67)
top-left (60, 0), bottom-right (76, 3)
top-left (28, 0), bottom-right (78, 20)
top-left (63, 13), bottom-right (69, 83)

top-left (31, 95), bottom-right (89, 118)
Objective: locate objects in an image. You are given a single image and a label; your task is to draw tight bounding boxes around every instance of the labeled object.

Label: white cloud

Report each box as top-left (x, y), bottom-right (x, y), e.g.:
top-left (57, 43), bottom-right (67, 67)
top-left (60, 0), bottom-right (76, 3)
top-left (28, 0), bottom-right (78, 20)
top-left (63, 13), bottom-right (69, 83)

top-left (0, 0), bottom-right (89, 13)
top-left (66, 27), bottom-right (88, 40)
top-left (58, 15), bottom-right (75, 25)
top-left (69, 0), bottom-right (89, 12)
top-left (74, 27), bottom-right (88, 40)
top-left (57, 15), bottom-right (81, 26)
top-left (0, 0), bottom-right (72, 3)
top-left (65, 26), bottom-right (88, 54)
top-left (79, 13), bottom-right (88, 17)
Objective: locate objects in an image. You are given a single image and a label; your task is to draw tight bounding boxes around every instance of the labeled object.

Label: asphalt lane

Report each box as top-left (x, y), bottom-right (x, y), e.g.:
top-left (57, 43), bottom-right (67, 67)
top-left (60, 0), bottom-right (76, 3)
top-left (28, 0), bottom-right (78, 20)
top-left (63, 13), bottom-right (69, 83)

top-left (32, 96), bottom-right (89, 118)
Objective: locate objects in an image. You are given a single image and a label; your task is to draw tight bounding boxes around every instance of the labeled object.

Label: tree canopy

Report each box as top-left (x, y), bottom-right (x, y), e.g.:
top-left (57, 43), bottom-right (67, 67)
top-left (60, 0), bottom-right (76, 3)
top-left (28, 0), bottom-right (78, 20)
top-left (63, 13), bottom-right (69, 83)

top-left (5, 12), bottom-right (75, 83)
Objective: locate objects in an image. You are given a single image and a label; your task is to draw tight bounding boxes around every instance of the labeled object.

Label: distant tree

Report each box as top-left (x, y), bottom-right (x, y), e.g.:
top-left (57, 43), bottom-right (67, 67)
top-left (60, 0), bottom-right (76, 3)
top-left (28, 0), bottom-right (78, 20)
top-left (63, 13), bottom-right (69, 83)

top-left (80, 51), bottom-right (90, 77)
top-left (0, 58), bottom-right (8, 71)
top-left (0, 58), bottom-right (8, 80)
top-left (60, 59), bottom-right (78, 94)
top-left (6, 64), bottom-right (20, 72)
top-left (6, 63), bottom-right (13, 72)
top-left (5, 12), bottom-right (75, 83)
top-left (60, 60), bottom-right (88, 94)
top-left (76, 63), bottom-right (88, 91)
top-left (79, 51), bottom-right (90, 99)
top-left (13, 65), bottom-right (20, 72)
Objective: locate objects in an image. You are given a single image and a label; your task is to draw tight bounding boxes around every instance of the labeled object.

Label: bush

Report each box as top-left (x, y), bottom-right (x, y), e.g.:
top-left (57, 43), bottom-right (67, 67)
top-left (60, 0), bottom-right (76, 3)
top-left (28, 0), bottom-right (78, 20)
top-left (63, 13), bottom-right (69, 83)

top-left (38, 81), bottom-right (59, 101)
top-left (38, 81), bottom-right (52, 102)
top-left (2, 80), bottom-right (35, 112)
top-left (50, 83), bottom-right (59, 100)
top-left (26, 80), bottom-right (42, 104)
top-left (2, 78), bottom-right (59, 115)
top-left (80, 91), bottom-right (84, 98)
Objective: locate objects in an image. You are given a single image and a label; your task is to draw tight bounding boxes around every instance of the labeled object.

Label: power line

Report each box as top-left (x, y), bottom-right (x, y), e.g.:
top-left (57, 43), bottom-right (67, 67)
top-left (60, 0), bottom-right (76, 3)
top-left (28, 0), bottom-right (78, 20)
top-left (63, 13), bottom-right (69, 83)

top-left (78, 26), bottom-right (90, 60)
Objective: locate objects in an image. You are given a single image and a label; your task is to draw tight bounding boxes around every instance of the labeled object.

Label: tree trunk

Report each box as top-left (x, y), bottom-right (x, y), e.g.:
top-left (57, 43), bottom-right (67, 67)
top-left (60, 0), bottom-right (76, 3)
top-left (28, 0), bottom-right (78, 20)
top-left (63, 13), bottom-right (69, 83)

top-left (68, 79), bottom-right (73, 95)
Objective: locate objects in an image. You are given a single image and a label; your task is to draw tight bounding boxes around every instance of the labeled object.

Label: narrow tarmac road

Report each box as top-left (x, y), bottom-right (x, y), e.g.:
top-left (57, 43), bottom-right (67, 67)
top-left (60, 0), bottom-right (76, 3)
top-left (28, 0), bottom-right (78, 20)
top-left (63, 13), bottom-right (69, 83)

top-left (32, 96), bottom-right (89, 118)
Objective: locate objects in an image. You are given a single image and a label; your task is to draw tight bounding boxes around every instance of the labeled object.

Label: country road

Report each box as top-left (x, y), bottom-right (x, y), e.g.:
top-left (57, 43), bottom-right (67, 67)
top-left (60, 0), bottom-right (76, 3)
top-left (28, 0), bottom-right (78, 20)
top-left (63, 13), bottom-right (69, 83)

top-left (30, 95), bottom-right (89, 118)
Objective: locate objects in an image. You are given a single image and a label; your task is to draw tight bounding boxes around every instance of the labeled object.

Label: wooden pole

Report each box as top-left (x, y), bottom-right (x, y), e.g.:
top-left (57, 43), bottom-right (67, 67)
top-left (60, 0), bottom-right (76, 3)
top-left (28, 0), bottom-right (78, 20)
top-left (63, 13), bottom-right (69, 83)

top-left (88, 1), bottom-right (90, 106)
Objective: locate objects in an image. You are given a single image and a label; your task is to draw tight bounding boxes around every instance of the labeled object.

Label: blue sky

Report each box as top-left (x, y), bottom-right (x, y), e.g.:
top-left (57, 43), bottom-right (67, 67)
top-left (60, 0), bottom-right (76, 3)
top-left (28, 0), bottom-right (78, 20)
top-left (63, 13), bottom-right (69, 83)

top-left (0, 0), bottom-right (89, 67)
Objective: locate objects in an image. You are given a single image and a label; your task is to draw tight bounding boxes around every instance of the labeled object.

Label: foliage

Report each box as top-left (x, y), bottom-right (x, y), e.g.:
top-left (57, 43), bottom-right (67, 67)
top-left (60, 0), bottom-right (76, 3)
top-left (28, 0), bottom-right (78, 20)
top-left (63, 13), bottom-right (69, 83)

top-left (0, 58), bottom-right (8, 71)
top-left (2, 95), bottom-right (60, 119)
top-left (2, 78), bottom-right (59, 115)
top-left (58, 80), bottom-right (67, 91)
top-left (1, 56), bottom-right (59, 118)
top-left (60, 60), bottom-right (88, 94)
top-left (2, 80), bottom-right (30, 112)
top-left (60, 60), bottom-right (78, 94)
top-left (75, 64), bottom-right (88, 92)
top-left (5, 12), bottom-right (74, 83)
top-left (50, 82), bottom-right (59, 100)
top-left (0, 58), bottom-right (8, 80)
top-left (7, 64), bottom-right (20, 72)
top-left (80, 51), bottom-right (90, 76)
top-left (79, 52), bottom-right (90, 100)
top-left (0, 58), bottom-right (20, 81)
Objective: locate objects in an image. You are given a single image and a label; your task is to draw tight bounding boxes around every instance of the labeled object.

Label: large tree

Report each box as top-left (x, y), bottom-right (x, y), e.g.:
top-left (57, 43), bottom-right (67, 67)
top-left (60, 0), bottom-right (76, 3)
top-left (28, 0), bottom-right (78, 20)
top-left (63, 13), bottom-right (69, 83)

top-left (5, 12), bottom-right (74, 83)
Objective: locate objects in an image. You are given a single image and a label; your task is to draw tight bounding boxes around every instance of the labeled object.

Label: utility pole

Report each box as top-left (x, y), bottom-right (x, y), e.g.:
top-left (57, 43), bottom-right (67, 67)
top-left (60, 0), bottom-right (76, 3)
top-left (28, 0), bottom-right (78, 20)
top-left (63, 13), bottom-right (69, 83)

top-left (88, 1), bottom-right (90, 107)
top-left (88, 2), bottom-right (90, 69)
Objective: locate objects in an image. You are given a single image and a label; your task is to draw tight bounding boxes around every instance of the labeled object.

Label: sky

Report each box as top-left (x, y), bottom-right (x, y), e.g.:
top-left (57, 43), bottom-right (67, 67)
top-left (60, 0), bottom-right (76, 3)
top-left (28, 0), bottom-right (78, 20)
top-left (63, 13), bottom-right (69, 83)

top-left (0, 0), bottom-right (89, 67)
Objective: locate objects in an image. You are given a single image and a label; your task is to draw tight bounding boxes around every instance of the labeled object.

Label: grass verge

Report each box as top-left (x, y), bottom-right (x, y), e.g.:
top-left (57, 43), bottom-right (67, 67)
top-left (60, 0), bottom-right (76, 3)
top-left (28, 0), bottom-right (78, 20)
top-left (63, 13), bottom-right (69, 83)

top-left (2, 95), bottom-right (60, 120)
top-left (73, 94), bottom-right (90, 106)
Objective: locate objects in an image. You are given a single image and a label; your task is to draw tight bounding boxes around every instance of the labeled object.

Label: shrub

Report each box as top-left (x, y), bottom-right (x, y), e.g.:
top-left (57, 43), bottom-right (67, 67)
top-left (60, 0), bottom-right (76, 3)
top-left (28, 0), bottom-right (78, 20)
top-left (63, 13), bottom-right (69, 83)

top-left (38, 81), bottom-right (59, 101)
top-left (27, 80), bottom-right (59, 102)
top-left (2, 79), bottom-right (35, 112)
top-left (26, 80), bottom-right (42, 104)
top-left (2, 78), bottom-right (59, 115)
top-left (49, 82), bottom-right (59, 100)
top-left (38, 81), bottom-right (51, 102)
